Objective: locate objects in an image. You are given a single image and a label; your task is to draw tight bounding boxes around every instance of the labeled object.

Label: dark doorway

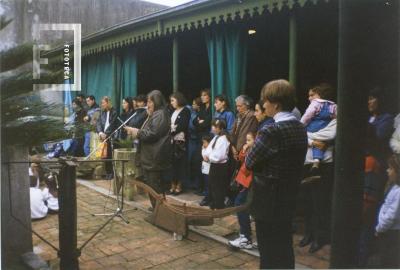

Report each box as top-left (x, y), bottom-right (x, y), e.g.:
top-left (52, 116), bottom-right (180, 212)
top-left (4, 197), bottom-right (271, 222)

top-left (245, 9), bottom-right (290, 103)
top-left (178, 30), bottom-right (211, 104)
top-left (137, 37), bottom-right (173, 97)
top-left (296, 1), bottom-right (339, 112)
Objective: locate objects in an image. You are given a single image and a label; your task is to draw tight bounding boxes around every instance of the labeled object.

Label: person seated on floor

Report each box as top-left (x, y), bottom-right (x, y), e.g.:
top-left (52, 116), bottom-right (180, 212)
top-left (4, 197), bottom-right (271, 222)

top-left (43, 172), bottom-right (59, 214)
top-left (30, 176), bottom-right (48, 220)
top-left (29, 162), bottom-right (43, 187)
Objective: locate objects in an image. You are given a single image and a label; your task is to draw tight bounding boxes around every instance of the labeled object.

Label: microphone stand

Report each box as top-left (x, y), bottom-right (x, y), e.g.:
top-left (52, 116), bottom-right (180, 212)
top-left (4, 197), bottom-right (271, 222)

top-left (84, 109), bottom-right (139, 160)
top-left (87, 110), bottom-right (139, 219)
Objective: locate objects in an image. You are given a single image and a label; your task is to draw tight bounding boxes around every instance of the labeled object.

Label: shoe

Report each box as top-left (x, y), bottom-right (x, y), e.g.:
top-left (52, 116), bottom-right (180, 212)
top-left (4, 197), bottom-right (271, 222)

top-left (252, 242), bottom-right (258, 249)
top-left (228, 234), bottom-right (253, 250)
top-left (174, 183), bottom-right (182, 195)
top-left (310, 165), bottom-right (321, 177)
top-left (299, 235), bottom-right (313, 247)
top-left (309, 240), bottom-right (324, 253)
top-left (224, 197), bottom-right (234, 207)
top-left (173, 190), bottom-right (182, 196)
top-left (199, 198), bottom-right (210, 206)
top-left (194, 190), bottom-right (204, 196)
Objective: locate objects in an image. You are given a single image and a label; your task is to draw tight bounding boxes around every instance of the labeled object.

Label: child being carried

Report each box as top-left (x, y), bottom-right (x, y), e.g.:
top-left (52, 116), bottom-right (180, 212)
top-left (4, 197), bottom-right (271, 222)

top-left (301, 83), bottom-right (337, 175)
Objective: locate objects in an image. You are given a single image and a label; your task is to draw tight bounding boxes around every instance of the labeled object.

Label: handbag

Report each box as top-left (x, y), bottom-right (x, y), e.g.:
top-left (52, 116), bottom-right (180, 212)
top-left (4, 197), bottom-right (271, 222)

top-left (201, 161), bottom-right (210, 175)
top-left (96, 141), bottom-right (108, 159)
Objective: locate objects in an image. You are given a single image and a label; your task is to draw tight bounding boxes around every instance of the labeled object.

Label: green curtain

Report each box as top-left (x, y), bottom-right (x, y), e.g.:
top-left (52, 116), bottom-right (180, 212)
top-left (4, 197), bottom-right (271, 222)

top-left (206, 27), bottom-right (225, 99)
top-left (112, 52), bottom-right (121, 112)
top-left (120, 48), bottom-right (138, 108)
top-left (81, 50), bottom-right (139, 113)
top-left (81, 53), bottom-right (114, 105)
top-left (205, 25), bottom-right (248, 108)
top-left (224, 27), bottom-right (248, 106)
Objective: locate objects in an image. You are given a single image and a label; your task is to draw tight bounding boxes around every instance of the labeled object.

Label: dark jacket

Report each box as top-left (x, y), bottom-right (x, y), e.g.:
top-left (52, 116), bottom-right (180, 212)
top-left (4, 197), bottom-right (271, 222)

top-left (366, 113), bottom-right (394, 166)
top-left (128, 107), bottom-right (148, 129)
top-left (96, 107), bottom-right (118, 137)
top-left (258, 117), bottom-right (275, 132)
top-left (119, 109), bottom-right (134, 140)
top-left (171, 107), bottom-right (191, 140)
top-left (246, 120), bottom-right (307, 221)
top-left (72, 108), bottom-right (87, 139)
top-left (193, 104), bottom-right (212, 138)
top-left (137, 108), bottom-right (172, 171)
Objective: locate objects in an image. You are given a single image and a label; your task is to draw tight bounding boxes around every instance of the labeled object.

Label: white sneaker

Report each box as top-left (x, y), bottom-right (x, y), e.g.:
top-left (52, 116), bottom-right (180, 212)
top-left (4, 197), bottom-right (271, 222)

top-left (228, 234), bottom-right (253, 250)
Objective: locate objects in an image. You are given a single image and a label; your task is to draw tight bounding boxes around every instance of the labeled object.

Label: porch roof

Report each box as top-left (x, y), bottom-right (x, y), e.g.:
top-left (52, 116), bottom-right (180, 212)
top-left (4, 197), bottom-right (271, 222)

top-left (46, 0), bottom-right (329, 58)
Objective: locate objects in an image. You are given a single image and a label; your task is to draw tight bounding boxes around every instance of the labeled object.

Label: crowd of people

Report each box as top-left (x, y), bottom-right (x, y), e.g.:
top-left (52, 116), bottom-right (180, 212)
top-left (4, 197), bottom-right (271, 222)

top-left (43, 79), bottom-right (400, 269)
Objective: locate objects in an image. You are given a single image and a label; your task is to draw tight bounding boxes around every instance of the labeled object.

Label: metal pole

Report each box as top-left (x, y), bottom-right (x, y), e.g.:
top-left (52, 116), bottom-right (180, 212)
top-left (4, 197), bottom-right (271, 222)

top-left (173, 37), bottom-right (179, 92)
top-left (58, 160), bottom-right (79, 270)
top-left (288, 13), bottom-right (297, 88)
top-left (330, 0), bottom-right (376, 268)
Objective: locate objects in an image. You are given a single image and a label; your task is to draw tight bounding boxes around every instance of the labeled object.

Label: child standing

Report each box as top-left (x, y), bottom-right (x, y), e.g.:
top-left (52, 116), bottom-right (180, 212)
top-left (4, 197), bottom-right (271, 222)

top-left (229, 132), bottom-right (256, 250)
top-left (199, 135), bottom-right (212, 206)
top-left (375, 154), bottom-right (400, 268)
top-left (29, 176), bottom-right (48, 220)
top-left (301, 83), bottom-right (337, 175)
top-left (202, 119), bottom-right (230, 209)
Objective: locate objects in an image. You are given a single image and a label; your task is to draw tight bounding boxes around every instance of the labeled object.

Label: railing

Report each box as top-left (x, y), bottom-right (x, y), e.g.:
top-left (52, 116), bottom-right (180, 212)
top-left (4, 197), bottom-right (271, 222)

top-left (4, 157), bottom-right (130, 270)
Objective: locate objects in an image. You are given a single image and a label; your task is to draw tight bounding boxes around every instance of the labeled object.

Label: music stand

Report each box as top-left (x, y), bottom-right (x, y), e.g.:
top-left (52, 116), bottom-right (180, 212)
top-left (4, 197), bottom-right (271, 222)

top-left (92, 160), bottom-right (137, 223)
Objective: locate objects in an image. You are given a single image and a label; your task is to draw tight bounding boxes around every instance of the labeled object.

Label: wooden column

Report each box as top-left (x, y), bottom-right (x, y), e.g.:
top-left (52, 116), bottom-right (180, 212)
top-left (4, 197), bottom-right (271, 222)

top-left (173, 37), bottom-right (179, 92)
top-left (330, 0), bottom-right (377, 268)
top-left (288, 14), bottom-right (297, 88)
top-left (58, 160), bottom-right (79, 270)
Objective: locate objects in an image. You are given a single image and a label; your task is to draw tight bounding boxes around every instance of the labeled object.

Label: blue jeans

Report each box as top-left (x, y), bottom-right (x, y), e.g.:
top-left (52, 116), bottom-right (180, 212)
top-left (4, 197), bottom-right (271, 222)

top-left (312, 147), bottom-right (325, 160)
top-left (84, 131), bottom-right (91, 156)
top-left (307, 102), bottom-right (332, 161)
top-left (235, 189), bottom-right (251, 240)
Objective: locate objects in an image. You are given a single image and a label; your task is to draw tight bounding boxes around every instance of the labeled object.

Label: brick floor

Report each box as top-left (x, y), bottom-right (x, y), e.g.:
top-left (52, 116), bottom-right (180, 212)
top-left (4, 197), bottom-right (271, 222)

top-left (32, 184), bottom-right (259, 269)
top-left (83, 179), bottom-right (330, 269)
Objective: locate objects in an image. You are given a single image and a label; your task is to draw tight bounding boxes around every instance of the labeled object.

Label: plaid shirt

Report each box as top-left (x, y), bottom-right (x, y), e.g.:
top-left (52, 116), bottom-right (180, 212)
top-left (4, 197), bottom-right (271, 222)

top-left (246, 119), bottom-right (307, 179)
top-left (246, 119), bottom-right (307, 220)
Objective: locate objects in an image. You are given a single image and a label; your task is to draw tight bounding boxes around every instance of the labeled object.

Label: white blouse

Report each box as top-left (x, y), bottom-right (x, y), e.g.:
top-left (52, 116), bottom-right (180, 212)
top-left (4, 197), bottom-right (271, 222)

top-left (202, 135), bottom-right (230, 164)
top-left (30, 187), bottom-right (48, 219)
top-left (42, 187), bottom-right (59, 211)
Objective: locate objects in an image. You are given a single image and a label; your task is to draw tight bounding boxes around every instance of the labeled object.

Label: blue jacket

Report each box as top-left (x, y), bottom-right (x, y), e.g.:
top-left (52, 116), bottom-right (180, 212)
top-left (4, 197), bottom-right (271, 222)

top-left (188, 106), bottom-right (199, 141)
top-left (214, 110), bottom-right (235, 133)
top-left (258, 117), bottom-right (275, 132)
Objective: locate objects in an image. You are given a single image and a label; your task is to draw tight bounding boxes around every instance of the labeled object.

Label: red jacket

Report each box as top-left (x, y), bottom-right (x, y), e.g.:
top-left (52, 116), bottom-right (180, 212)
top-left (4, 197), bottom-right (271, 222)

top-left (235, 148), bottom-right (253, 188)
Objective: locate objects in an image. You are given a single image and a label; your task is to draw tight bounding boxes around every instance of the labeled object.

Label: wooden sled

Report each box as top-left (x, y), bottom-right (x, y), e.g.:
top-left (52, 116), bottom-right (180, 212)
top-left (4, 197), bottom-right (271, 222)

top-left (132, 180), bottom-right (248, 236)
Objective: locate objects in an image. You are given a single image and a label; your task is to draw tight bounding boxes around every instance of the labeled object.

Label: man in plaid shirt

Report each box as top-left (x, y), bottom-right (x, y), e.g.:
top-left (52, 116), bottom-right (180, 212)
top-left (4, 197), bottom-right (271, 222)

top-left (246, 80), bottom-right (307, 269)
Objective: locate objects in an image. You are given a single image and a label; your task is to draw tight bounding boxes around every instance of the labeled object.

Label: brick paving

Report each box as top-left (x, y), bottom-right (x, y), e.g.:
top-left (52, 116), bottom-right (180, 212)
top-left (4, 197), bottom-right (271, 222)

top-left (32, 184), bottom-right (259, 270)
top-left (81, 179), bottom-right (330, 269)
